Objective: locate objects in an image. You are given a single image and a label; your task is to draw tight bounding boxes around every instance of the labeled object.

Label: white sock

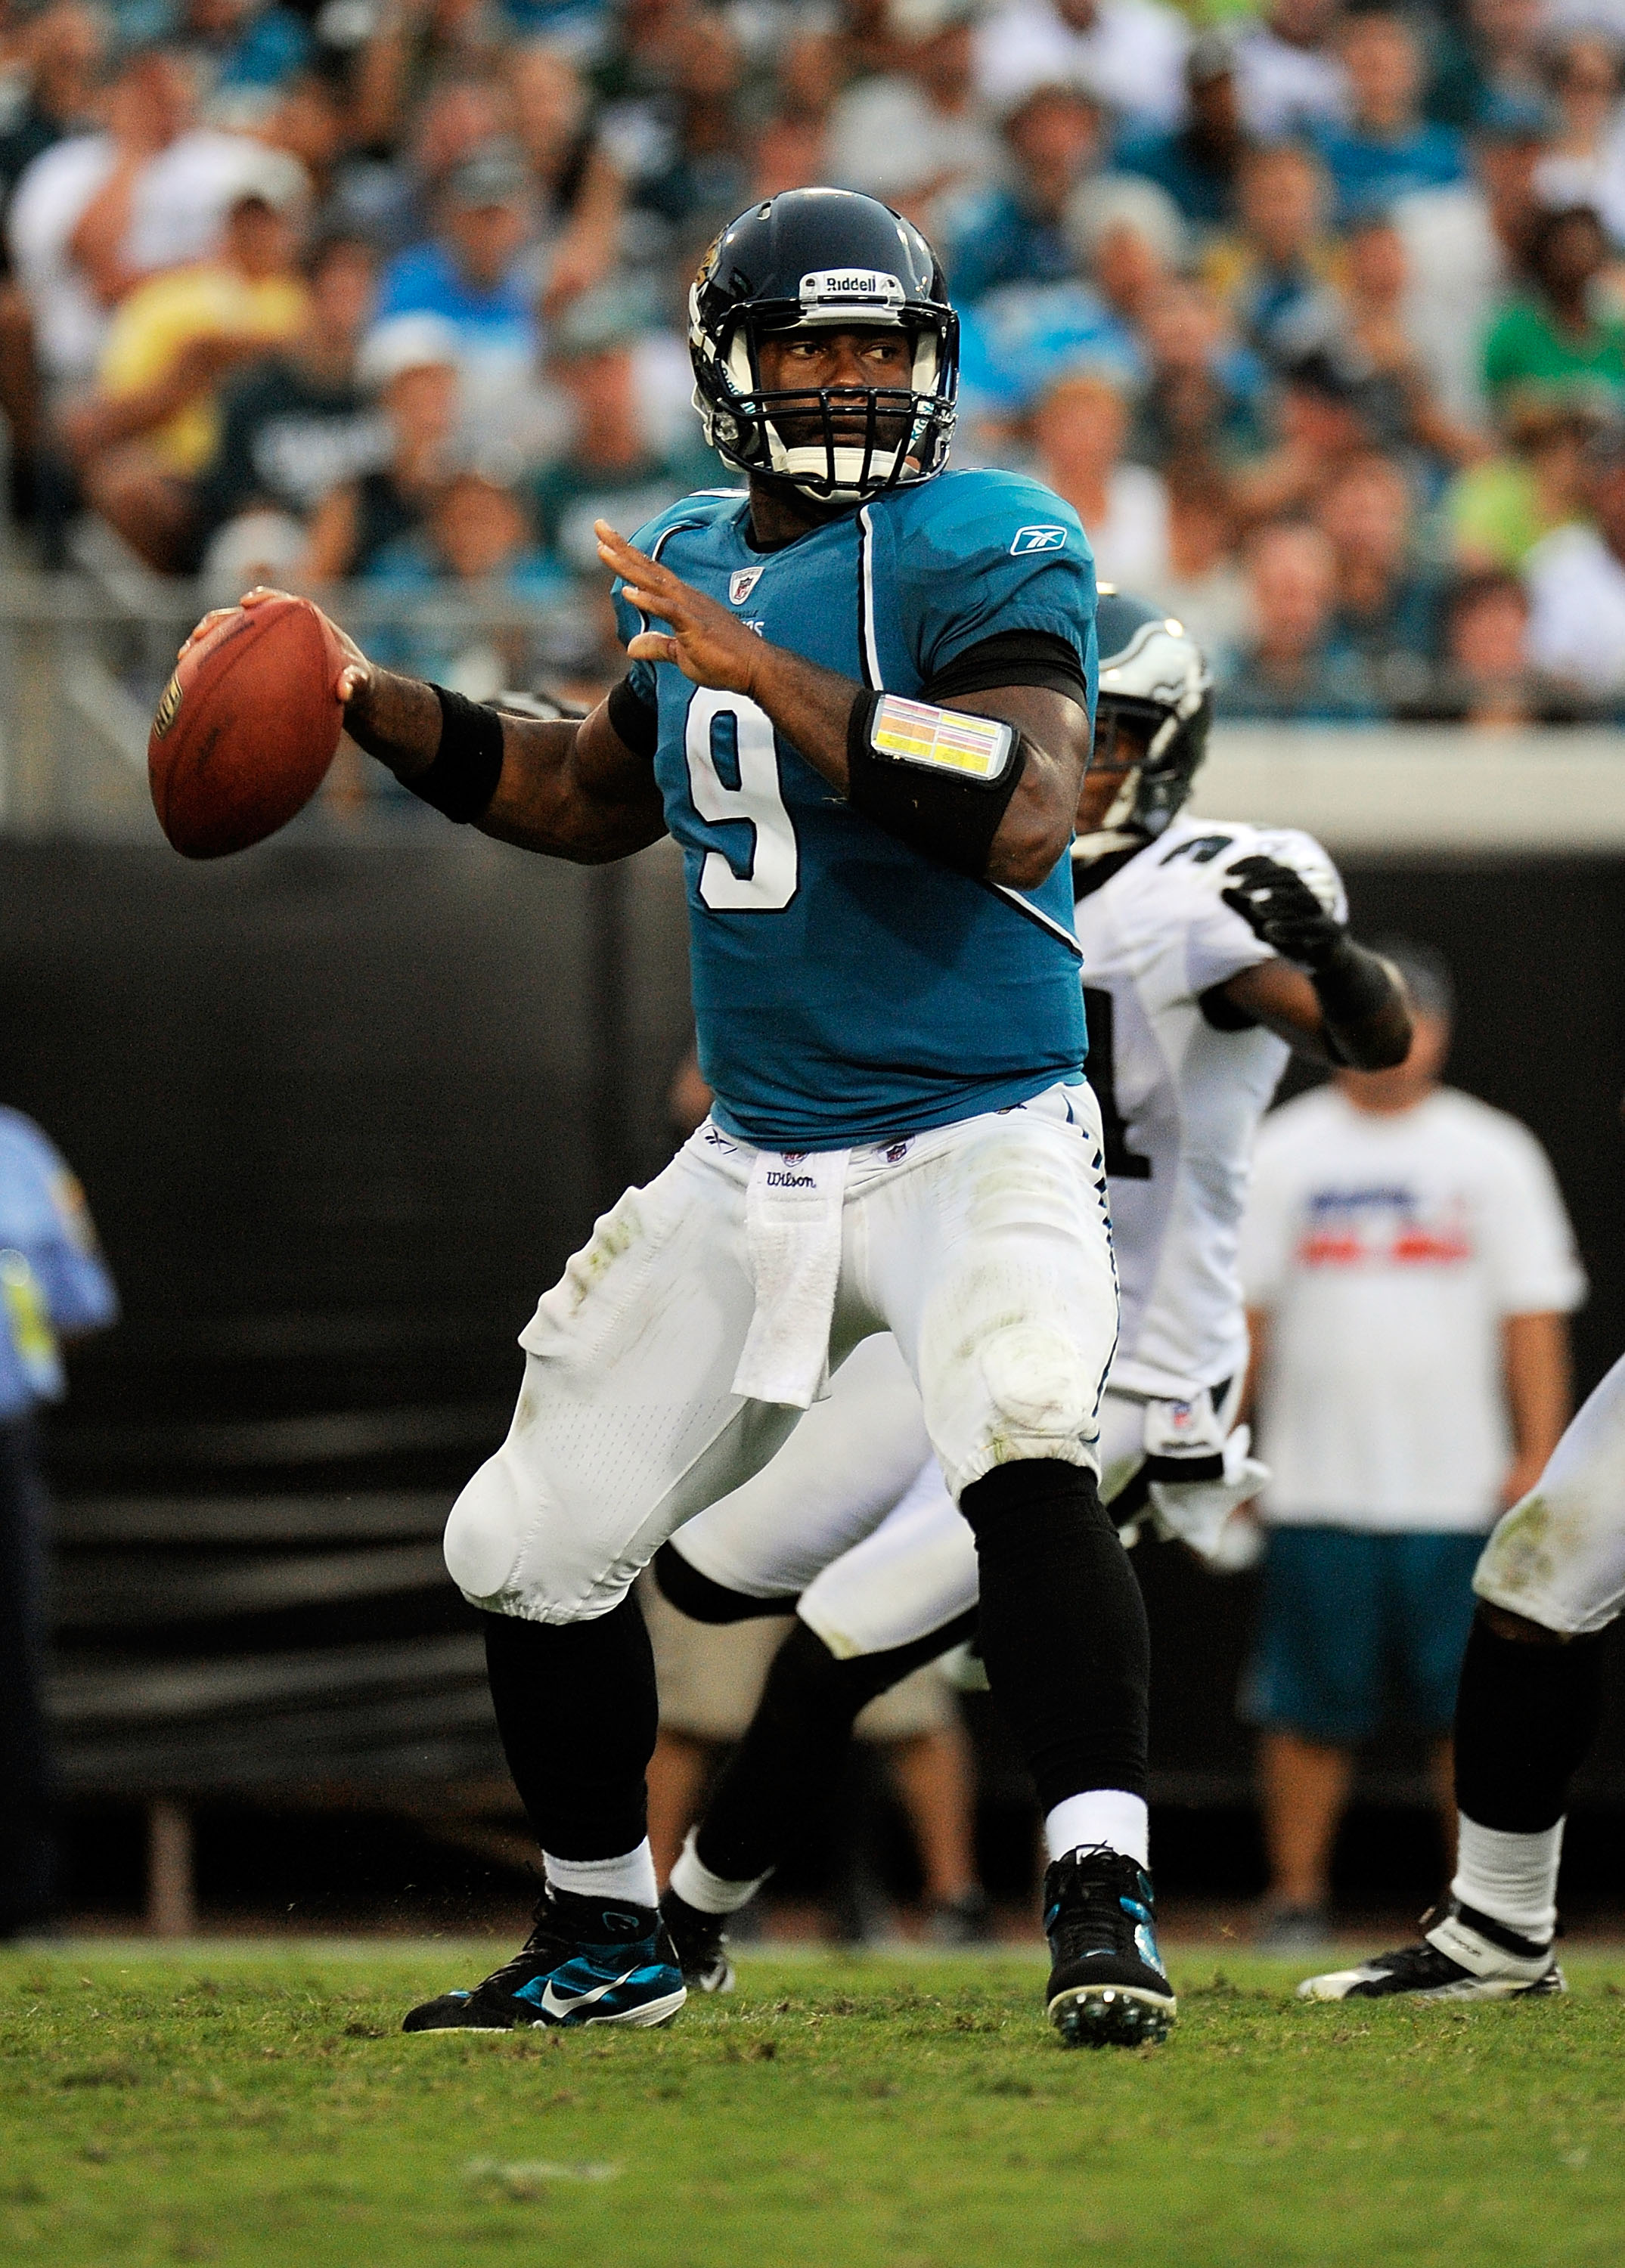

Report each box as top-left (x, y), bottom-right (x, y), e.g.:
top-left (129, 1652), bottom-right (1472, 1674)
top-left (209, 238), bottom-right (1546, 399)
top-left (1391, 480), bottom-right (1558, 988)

top-left (1451, 1812), bottom-right (1564, 1944)
top-left (668, 1829), bottom-right (771, 1916)
top-left (544, 1840), bottom-right (659, 1908)
top-left (1044, 1789), bottom-right (1149, 1869)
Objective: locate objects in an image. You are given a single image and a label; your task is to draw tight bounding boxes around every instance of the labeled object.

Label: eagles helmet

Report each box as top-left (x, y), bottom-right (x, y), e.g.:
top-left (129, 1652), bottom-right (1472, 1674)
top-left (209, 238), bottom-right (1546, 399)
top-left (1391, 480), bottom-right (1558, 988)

top-left (689, 187), bottom-right (958, 506)
top-left (1081, 588), bottom-right (1214, 857)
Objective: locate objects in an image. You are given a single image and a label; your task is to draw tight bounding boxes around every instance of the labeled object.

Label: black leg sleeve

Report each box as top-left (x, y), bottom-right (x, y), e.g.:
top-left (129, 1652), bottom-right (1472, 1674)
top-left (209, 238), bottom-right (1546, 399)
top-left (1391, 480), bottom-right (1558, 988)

top-left (694, 1611), bottom-right (978, 1885)
top-left (481, 1596), bottom-right (659, 1861)
top-left (960, 1458), bottom-right (1149, 1814)
top-left (1453, 1608), bottom-right (1608, 1834)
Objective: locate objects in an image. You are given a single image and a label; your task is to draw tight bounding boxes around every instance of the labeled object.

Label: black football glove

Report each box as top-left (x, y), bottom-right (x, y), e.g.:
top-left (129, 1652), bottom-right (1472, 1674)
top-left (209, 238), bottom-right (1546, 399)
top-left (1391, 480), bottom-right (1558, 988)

top-left (1220, 854), bottom-right (1344, 972)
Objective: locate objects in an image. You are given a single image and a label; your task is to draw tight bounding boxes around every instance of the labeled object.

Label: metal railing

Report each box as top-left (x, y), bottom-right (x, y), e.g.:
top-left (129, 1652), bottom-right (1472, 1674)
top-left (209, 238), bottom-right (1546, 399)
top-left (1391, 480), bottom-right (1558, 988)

top-left (0, 565), bottom-right (607, 838)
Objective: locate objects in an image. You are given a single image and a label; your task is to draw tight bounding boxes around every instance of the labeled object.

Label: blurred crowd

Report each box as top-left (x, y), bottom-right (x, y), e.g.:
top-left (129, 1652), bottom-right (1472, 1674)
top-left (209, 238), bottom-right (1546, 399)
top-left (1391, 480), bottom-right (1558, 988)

top-left (6, 0), bottom-right (1625, 713)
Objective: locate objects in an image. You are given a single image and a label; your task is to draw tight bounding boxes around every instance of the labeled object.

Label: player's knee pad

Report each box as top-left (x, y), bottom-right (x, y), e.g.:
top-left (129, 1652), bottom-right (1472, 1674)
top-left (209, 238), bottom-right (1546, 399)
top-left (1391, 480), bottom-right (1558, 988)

top-left (653, 1538), bottom-right (798, 1624)
top-left (443, 1448), bottom-right (529, 1603)
top-left (977, 1323), bottom-right (1098, 1459)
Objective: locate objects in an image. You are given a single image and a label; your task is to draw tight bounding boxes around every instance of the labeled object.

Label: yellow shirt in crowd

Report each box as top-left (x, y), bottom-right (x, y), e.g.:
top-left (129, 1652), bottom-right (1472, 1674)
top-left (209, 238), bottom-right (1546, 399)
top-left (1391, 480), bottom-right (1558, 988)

top-left (97, 264), bottom-right (309, 474)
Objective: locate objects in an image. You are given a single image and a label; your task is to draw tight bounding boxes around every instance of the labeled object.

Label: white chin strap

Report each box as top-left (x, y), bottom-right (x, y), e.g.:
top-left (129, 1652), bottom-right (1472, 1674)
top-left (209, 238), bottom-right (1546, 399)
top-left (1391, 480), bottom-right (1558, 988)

top-left (774, 437), bottom-right (904, 495)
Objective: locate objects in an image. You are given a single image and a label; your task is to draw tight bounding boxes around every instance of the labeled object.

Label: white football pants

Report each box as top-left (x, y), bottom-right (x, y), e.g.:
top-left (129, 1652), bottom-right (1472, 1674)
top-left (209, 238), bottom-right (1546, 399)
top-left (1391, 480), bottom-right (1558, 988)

top-left (1475, 1348), bottom-right (1625, 1636)
top-left (673, 1344), bottom-right (1231, 1661)
top-left (442, 1082), bottom-right (1118, 1623)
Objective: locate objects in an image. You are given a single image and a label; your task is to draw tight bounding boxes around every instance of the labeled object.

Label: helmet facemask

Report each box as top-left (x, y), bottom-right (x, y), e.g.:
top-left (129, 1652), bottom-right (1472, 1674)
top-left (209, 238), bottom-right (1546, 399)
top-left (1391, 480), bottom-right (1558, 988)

top-left (693, 265), bottom-right (957, 505)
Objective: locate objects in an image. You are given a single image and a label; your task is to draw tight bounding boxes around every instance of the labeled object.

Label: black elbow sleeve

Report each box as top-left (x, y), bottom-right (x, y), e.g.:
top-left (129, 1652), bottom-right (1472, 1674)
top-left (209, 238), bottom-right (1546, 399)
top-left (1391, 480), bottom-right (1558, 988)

top-left (845, 689), bottom-right (1028, 879)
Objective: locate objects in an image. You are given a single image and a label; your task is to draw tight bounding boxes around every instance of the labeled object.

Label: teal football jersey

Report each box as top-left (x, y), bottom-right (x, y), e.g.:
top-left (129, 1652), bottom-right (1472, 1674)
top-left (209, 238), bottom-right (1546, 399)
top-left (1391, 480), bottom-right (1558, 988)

top-left (612, 467), bottom-right (1096, 1150)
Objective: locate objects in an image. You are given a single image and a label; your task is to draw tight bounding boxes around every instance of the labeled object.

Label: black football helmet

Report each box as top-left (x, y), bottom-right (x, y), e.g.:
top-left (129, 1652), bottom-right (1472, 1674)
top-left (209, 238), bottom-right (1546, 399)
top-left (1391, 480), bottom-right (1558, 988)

top-left (1081, 588), bottom-right (1214, 856)
top-left (689, 187), bottom-right (958, 506)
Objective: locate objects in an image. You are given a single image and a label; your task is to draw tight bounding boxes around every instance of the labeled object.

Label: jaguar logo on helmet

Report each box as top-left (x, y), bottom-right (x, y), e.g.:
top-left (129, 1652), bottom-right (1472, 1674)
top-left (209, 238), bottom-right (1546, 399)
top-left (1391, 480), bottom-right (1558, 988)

top-left (688, 187), bottom-right (959, 507)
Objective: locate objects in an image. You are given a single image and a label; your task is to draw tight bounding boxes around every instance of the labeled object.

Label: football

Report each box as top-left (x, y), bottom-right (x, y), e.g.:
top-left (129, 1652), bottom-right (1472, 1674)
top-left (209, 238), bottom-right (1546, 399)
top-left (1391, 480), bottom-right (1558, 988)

top-left (148, 594), bottom-right (347, 859)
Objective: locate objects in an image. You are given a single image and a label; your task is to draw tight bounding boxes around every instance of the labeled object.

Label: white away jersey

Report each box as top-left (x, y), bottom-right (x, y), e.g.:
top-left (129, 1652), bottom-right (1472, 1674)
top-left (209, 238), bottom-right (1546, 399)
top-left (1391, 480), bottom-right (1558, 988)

top-left (1076, 813), bottom-right (1346, 1401)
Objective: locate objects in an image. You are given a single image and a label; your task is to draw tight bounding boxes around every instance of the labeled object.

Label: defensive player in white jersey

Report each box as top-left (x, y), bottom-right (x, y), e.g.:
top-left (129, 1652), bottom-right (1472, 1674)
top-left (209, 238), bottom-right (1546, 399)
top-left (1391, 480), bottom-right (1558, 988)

top-left (644, 593), bottom-right (1413, 1990)
top-left (1298, 1355), bottom-right (1625, 2000)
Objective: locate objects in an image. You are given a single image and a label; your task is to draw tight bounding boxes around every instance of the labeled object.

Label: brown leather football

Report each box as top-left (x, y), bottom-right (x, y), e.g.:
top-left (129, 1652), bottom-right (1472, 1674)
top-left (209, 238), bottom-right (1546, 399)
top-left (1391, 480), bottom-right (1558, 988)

top-left (149, 595), bottom-right (346, 858)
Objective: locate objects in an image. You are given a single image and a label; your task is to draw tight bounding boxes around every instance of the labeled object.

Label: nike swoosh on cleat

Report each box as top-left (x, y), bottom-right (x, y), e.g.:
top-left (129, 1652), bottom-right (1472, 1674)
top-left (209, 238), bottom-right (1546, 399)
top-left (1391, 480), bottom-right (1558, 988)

top-left (538, 1969), bottom-right (643, 2019)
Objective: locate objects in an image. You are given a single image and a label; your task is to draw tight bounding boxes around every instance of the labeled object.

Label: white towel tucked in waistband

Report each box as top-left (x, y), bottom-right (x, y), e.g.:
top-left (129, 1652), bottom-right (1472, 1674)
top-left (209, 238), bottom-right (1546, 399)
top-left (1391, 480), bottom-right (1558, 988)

top-left (730, 1145), bottom-right (851, 1408)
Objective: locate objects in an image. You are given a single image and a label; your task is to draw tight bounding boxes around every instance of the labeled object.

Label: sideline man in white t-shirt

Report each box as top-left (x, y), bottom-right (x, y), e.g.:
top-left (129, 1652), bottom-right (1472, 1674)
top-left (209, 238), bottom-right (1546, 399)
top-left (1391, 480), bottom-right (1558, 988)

top-left (1239, 944), bottom-right (1585, 1949)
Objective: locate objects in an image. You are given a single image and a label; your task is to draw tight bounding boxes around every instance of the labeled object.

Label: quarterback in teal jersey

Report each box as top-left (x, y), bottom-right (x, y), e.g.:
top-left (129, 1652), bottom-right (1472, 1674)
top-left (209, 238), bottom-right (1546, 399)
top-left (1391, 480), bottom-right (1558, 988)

top-left (186, 188), bottom-right (1170, 2047)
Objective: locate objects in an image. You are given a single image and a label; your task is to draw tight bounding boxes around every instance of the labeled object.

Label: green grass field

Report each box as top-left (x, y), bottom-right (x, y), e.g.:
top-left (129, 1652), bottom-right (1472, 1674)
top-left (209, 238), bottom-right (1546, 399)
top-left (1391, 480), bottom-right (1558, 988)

top-left (3, 1943), bottom-right (1623, 2267)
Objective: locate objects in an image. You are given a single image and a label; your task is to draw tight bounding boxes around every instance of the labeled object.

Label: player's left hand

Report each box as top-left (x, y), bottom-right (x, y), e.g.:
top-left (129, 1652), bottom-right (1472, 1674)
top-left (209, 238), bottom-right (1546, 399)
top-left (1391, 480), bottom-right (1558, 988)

top-left (1220, 853), bottom-right (1343, 971)
top-left (597, 522), bottom-right (765, 699)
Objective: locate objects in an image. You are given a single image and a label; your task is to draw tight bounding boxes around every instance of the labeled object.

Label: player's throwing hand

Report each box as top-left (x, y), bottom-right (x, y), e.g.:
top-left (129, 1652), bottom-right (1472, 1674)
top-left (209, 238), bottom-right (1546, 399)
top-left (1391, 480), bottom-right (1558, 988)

top-left (178, 585), bottom-right (374, 705)
top-left (596, 522), bottom-right (765, 699)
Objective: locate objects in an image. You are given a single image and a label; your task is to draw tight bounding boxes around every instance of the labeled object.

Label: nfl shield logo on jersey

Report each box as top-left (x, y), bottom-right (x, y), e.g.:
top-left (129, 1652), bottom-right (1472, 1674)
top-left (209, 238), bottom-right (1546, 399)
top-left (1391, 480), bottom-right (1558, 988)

top-left (729, 566), bottom-right (765, 605)
top-left (1009, 525), bottom-right (1068, 556)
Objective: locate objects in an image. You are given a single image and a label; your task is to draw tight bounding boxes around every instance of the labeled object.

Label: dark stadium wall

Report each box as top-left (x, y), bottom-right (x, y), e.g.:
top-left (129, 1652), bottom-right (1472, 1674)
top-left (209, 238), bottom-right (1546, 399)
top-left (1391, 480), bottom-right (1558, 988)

top-left (2, 838), bottom-right (1622, 1813)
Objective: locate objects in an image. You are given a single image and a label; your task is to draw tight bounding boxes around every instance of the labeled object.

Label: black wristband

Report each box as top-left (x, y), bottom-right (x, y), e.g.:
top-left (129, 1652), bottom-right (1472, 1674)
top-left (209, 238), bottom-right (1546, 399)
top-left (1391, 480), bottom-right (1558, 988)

top-left (1313, 939), bottom-right (1400, 1026)
top-left (845, 688), bottom-right (1027, 881)
top-left (606, 671), bottom-right (659, 759)
top-left (407, 686), bottom-right (507, 823)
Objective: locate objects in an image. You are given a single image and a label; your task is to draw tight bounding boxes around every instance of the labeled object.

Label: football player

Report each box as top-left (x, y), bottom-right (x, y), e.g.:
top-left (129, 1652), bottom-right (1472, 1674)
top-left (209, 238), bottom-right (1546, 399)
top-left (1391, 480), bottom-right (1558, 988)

top-left (1298, 1359), bottom-right (1625, 2002)
top-left (645, 594), bottom-right (1413, 1994)
top-left (188, 191), bottom-right (1192, 2046)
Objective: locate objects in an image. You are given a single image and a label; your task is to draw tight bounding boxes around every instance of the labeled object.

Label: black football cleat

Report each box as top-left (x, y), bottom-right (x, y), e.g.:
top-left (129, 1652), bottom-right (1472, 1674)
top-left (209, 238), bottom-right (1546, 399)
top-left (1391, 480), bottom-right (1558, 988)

top-left (402, 1887), bottom-right (686, 2032)
top-left (1298, 1897), bottom-right (1566, 2003)
top-left (1043, 1845), bottom-right (1177, 2048)
top-left (659, 1885), bottom-right (737, 1994)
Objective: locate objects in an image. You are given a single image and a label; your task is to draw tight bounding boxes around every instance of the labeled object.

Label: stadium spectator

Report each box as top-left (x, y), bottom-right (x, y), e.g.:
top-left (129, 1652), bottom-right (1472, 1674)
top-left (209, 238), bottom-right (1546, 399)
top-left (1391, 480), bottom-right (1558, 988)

top-left (1401, 569), bottom-right (1585, 727)
top-left (1522, 423), bottom-right (1625, 701)
top-left (1067, 171), bottom-right (1184, 330)
top-left (1203, 139), bottom-right (1337, 369)
top-left (301, 313), bottom-right (461, 580)
top-left (363, 463), bottom-right (566, 691)
top-left (975, 0), bottom-right (1190, 135)
top-left (1314, 212), bottom-right (1488, 467)
top-left (166, 0), bottom-right (314, 106)
top-left (1533, 30), bottom-right (1625, 249)
top-left (1230, 0), bottom-right (1348, 143)
top-left (0, 2), bottom-right (105, 517)
top-left (508, 42), bottom-right (622, 314)
top-left (348, 71), bottom-right (513, 258)
top-left (605, 7), bottom-right (753, 283)
top-left (7, 45), bottom-right (268, 408)
top-left (1126, 277), bottom-right (1268, 472)
top-left (1227, 350), bottom-right (1372, 525)
top-left (529, 281), bottom-right (715, 581)
top-left (1214, 519), bottom-right (1379, 721)
top-left (940, 79), bottom-right (1102, 305)
top-left (1482, 201), bottom-right (1625, 415)
top-left (1447, 397), bottom-right (1596, 569)
top-left (1158, 456), bottom-right (1251, 658)
top-left (1031, 365), bottom-right (1170, 590)
top-left (1312, 11), bottom-right (1468, 225)
top-left (1391, 92), bottom-right (1551, 430)
top-left (1314, 450), bottom-right (1444, 704)
top-left (64, 156), bottom-right (311, 572)
top-left (192, 233), bottom-right (383, 586)
top-left (1239, 945), bottom-right (1583, 1950)
top-left (376, 138), bottom-right (541, 436)
top-left (0, 1), bottom-right (104, 212)
top-left (1425, 0), bottom-right (1547, 133)
top-left (0, 1106), bottom-right (118, 1941)
top-left (1112, 33), bottom-right (1250, 235)
top-left (828, 0), bottom-right (999, 223)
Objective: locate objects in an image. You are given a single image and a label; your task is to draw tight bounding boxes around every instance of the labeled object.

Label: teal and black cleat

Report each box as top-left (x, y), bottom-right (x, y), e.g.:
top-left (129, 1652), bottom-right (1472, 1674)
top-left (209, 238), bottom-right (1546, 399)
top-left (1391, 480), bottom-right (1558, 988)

top-left (402, 1888), bottom-right (687, 2033)
top-left (1043, 1845), bottom-right (1177, 2050)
